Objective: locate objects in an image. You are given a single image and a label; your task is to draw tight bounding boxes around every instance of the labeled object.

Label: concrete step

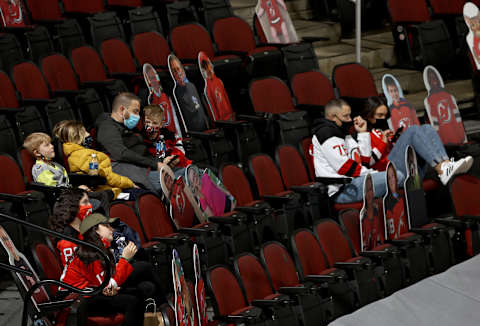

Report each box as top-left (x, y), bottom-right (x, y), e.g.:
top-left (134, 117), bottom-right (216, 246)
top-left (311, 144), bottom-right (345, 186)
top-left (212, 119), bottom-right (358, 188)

top-left (294, 19), bottom-right (341, 45)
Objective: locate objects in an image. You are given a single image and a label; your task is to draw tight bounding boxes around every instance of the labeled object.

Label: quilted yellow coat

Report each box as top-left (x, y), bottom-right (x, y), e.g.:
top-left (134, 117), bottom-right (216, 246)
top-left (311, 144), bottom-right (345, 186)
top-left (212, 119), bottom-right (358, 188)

top-left (63, 143), bottom-right (134, 198)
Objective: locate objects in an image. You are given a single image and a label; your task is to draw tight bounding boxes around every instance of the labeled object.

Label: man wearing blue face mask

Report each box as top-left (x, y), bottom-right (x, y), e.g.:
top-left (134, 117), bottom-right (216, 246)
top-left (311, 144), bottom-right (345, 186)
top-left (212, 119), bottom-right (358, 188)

top-left (96, 92), bottom-right (177, 194)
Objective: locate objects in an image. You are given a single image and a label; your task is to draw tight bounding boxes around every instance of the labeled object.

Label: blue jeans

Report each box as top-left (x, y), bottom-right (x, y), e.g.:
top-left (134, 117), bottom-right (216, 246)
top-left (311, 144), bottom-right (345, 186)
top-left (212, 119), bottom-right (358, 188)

top-left (335, 170), bottom-right (405, 203)
top-left (388, 125), bottom-right (448, 177)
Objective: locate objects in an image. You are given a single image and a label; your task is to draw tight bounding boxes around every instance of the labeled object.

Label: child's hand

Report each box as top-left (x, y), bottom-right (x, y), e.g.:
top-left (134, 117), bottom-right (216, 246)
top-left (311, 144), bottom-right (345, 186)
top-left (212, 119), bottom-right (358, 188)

top-left (78, 185), bottom-right (92, 191)
top-left (133, 183), bottom-right (140, 189)
top-left (164, 155), bottom-right (180, 167)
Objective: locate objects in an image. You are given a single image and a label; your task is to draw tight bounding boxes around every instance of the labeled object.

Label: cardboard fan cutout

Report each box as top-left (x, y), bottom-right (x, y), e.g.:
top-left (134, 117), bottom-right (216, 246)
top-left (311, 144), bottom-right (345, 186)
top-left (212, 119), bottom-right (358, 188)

top-left (0, 226), bottom-right (52, 325)
top-left (383, 162), bottom-right (409, 240)
top-left (185, 164), bottom-right (236, 218)
top-left (172, 249), bottom-right (196, 326)
top-left (359, 174), bottom-right (383, 251)
top-left (193, 244), bottom-right (207, 326)
top-left (255, 0), bottom-right (298, 44)
top-left (423, 65), bottom-right (467, 145)
top-left (403, 145), bottom-right (429, 228)
top-left (198, 51), bottom-right (234, 122)
top-left (0, 0), bottom-right (27, 28)
top-left (168, 54), bottom-right (209, 134)
top-left (382, 74), bottom-right (420, 132)
top-left (143, 63), bottom-right (183, 139)
top-left (160, 164), bottom-right (206, 226)
top-left (464, 2), bottom-right (480, 69)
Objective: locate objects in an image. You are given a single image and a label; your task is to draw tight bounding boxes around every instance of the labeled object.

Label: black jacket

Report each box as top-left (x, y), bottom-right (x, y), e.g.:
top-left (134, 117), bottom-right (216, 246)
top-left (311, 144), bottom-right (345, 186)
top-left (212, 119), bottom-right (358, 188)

top-left (95, 113), bottom-right (157, 169)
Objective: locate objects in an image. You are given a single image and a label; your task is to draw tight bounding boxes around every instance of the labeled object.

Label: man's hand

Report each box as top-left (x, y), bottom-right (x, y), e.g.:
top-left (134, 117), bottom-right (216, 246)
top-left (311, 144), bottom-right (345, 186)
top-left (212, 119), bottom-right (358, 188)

top-left (353, 116), bottom-right (368, 133)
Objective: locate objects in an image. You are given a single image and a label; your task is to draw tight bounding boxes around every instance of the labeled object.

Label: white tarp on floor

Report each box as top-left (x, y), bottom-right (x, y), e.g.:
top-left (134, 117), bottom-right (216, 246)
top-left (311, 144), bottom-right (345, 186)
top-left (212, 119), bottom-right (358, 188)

top-left (330, 254), bottom-right (480, 326)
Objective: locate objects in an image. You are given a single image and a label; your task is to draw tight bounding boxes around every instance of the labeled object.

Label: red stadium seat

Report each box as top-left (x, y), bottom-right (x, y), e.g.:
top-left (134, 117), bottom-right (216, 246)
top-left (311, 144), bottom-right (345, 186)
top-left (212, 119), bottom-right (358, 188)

top-left (291, 71), bottom-right (335, 108)
top-left (62, 0), bottom-right (105, 14)
top-left (24, 0), bottom-right (64, 22)
top-left (132, 32), bottom-right (170, 68)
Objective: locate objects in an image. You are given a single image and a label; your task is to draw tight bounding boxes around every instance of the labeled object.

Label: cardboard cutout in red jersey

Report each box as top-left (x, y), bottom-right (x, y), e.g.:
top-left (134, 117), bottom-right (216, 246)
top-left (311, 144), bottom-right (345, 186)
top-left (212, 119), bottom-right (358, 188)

top-left (255, 0), bottom-right (298, 44)
top-left (359, 174), bottom-right (384, 251)
top-left (382, 73), bottom-right (420, 132)
top-left (423, 65), bottom-right (467, 145)
top-left (0, 226), bottom-right (51, 319)
top-left (143, 63), bottom-right (183, 139)
top-left (464, 2), bottom-right (480, 69)
top-left (172, 249), bottom-right (196, 326)
top-left (383, 162), bottom-right (409, 240)
top-left (0, 0), bottom-right (27, 28)
top-left (193, 244), bottom-right (208, 326)
top-left (198, 51), bottom-right (234, 122)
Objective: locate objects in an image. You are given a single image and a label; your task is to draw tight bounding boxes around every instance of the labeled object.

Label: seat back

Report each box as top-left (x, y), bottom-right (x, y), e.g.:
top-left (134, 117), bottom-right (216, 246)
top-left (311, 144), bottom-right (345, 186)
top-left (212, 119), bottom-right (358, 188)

top-left (170, 23), bottom-right (215, 60)
top-left (132, 32), bottom-right (170, 67)
top-left (25, 0), bottom-right (63, 22)
top-left (18, 148), bottom-right (35, 183)
top-left (0, 70), bottom-right (20, 108)
top-left (249, 154), bottom-right (286, 197)
top-left (15, 106), bottom-right (48, 141)
top-left (253, 13), bottom-right (268, 44)
top-left (88, 11), bottom-right (126, 49)
top-left (100, 38), bottom-right (137, 74)
top-left (41, 53), bottom-right (79, 92)
top-left (338, 209), bottom-right (361, 254)
top-left (128, 6), bottom-right (163, 36)
top-left (333, 63), bottom-right (378, 99)
top-left (12, 61), bottom-right (51, 100)
top-left (56, 19), bottom-right (86, 56)
top-left (0, 33), bottom-right (24, 73)
top-left (291, 229), bottom-right (330, 279)
top-left (0, 154), bottom-right (26, 194)
top-left (261, 241), bottom-right (300, 289)
top-left (387, 0), bottom-right (430, 23)
top-left (24, 25), bottom-right (55, 64)
top-left (299, 137), bottom-right (314, 180)
top-left (282, 43), bottom-right (319, 81)
top-left (430, 0), bottom-right (464, 15)
top-left (71, 46), bottom-right (108, 83)
top-left (249, 77), bottom-right (295, 114)
top-left (63, 0), bottom-right (105, 14)
top-left (219, 164), bottom-right (255, 206)
top-left (314, 219), bottom-right (354, 265)
top-left (136, 193), bottom-right (175, 240)
top-left (234, 253), bottom-right (274, 302)
top-left (450, 174), bottom-right (480, 217)
top-left (201, 0), bottom-right (234, 33)
top-left (109, 202), bottom-right (148, 244)
top-left (206, 265), bottom-right (249, 316)
top-left (166, 0), bottom-right (199, 30)
top-left (213, 16), bottom-right (257, 53)
top-left (106, 0), bottom-right (142, 7)
top-left (275, 144), bottom-right (310, 188)
top-left (291, 71), bottom-right (335, 107)
top-left (0, 117), bottom-right (19, 157)
top-left (32, 242), bottom-right (63, 295)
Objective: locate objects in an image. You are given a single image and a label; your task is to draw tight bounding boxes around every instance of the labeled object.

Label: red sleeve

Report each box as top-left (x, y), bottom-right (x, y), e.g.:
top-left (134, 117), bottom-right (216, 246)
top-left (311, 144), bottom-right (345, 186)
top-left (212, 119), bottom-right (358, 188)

top-left (112, 258), bottom-right (134, 286)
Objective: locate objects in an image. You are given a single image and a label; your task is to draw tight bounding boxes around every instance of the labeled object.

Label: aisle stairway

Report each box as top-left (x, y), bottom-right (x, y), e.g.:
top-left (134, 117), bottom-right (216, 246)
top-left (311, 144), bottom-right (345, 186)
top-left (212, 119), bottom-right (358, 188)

top-left (232, 0), bottom-right (480, 135)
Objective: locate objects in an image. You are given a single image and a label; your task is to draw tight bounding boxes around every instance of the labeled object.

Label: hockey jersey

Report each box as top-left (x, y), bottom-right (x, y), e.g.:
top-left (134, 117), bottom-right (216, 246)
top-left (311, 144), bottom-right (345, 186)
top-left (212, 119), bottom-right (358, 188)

top-left (384, 194), bottom-right (409, 240)
top-left (204, 76), bottom-right (234, 122)
top-left (312, 119), bottom-right (374, 196)
top-left (389, 100), bottom-right (420, 132)
top-left (369, 128), bottom-right (390, 171)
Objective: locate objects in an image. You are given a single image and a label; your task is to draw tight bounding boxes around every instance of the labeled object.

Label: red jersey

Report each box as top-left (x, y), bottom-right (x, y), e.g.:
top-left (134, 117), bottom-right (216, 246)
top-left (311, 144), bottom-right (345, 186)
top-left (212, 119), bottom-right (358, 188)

top-left (425, 91), bottom-right (466, 145)
top-left (152, 92), bottom-right (182, 139)
top-left (389, 100), bottom-right (420, 132)
top-left (260, 0), bottom-right (284, 33)
top-left (360, 205), bottom-right (383, 251)
top-left (0, 0), bottom-right (26, 27)
top-left (474, 35), bottom-right (480, 64)
top-left (145, 134), bottom-right (192, 168)
top-left (369, 129), bottom-right (390, 171)
top-left (60, 256), bottom-right (133, 291)
top-left (384, 195), bottom-right (409, 240)
top-left (204, 76), bottom-right (234, 122)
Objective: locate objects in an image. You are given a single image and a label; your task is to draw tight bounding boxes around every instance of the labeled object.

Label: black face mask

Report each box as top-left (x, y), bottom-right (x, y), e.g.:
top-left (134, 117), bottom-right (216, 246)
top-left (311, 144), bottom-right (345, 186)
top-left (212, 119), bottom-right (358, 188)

top-left (372, 118), bottom-right (389, 131)
top-left (82, 135), bottom-right (93, 148)
top-left (340, 121), bottom-right (353, 135)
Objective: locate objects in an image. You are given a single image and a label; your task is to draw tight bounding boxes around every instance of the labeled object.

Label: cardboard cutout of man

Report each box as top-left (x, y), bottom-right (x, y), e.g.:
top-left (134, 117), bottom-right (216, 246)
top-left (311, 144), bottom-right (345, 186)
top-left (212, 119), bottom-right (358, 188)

top-left (360, 174), bottom-right (383, 251)
top-left (143, 63), bottom-right (183, 139)
top-left (193, 244), bottom-right (207, 326)
top-left (0, 0), bottom-right (26, 27)
top-left (464, 2), bottom-right (480, 69)
top-left (383, 162), bottom-right (409, 240)
top-left (423, 65), bottom-right (467, 145)
top-left (255, 0), bottom-right (298, 44)
top-left (172, 249), bottom-right (195, 326)
top-left (168, 54), bottom-right (209, 133)
top-left (198, 52), bottom-right (234, 122)
top-left (382, 74), bottom-right (420, 132)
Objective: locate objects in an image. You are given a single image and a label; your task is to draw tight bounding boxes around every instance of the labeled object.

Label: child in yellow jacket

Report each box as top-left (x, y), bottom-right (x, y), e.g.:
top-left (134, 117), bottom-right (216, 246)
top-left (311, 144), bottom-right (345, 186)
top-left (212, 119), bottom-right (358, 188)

top-left (53, 120), bottom-right (137, 198)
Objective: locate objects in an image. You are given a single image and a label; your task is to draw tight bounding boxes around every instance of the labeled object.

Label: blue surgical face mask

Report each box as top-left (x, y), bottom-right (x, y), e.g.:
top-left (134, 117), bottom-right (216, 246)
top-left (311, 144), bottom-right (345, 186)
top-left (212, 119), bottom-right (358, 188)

top-left (124, 112), bottom-right (140, 129)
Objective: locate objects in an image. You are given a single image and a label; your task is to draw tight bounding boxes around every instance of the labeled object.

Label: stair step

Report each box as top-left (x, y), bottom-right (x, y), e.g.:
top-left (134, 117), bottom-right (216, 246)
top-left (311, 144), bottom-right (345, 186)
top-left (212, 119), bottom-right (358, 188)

top-left (294, 20), bottom-right (340, 45)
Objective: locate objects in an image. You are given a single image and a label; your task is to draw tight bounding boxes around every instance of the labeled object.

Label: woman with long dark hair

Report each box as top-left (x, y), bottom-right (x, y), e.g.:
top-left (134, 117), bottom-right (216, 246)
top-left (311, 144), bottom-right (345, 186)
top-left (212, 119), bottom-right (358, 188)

top-left (360, 96), bottom-right (473, 185)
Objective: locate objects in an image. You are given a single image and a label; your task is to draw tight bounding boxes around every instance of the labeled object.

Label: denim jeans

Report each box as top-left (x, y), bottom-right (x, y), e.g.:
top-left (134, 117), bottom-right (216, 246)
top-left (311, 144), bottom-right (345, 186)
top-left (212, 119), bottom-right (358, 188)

top-left (388, 125), bottom-right (448, 177)
top-left (335, 170), bottom-right (405, 203)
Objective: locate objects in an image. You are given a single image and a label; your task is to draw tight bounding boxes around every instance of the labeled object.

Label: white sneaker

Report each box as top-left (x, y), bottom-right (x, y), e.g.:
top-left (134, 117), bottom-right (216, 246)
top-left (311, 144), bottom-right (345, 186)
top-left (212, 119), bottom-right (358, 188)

top-left (439, 157), bottom-right (473, 186)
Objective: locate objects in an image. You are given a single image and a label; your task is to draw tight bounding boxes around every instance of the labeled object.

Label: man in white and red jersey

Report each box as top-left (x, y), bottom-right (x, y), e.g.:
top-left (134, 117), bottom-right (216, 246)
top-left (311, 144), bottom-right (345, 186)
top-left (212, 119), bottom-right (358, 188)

top-left (312, 99), bottom-right (405, 203)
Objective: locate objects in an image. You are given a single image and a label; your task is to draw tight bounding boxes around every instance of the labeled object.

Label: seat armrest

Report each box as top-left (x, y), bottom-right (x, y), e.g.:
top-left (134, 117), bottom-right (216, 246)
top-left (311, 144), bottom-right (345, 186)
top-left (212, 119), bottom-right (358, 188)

top-left (251, 295), bottom-right (290, 307)
top-left (278, 286), bottom-right (309, 295)
top-left (22, 98), bottom-right (55, 106)
top-left (237, 114), bottom-right (268, 123)
top-left (315, 177), bottom-right (352, 184)
top-left (295, 104), bottom-right (324, 112)
top-left (0, 192), bottom-right (36, 203)
top-left (110, 72), bottom-right (141, 79)
top-left (304, 275), bottom-right (337, 284)
top-left (81, 80), bottom-right (115, 88)
top-left (216, 50), bottom-right (247, 57)
top-left (180, 224), bottom-right (218, 236)
top-left (460, 215), bottom-right (480, 223)
top-left (301, 36), bottom-right (329, 43)
top-left (334, 258), bottom-right (371, 270)
top-left (188, 130), bottom-right (219, 139)
top-left (217, 306), bottom-right (262, 322)
top-left (209, 212), bottom-right (246, 225)
top-left (262, 194), bottom-right (293, 204)
top-left (435, 217), bottom-right (471, 228)
top-left (68, 174), bottom-right (106, 187)
top-left (360, 249), bottom-right (397, 259)
top-left (214, 120), bottom-right (243, 128)
top-left (151, 234), bottom-right (191, 245)
top-left (53, 90), bottom-right (83, 97)
top-left (290, 183), bottom-right (323, 193)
